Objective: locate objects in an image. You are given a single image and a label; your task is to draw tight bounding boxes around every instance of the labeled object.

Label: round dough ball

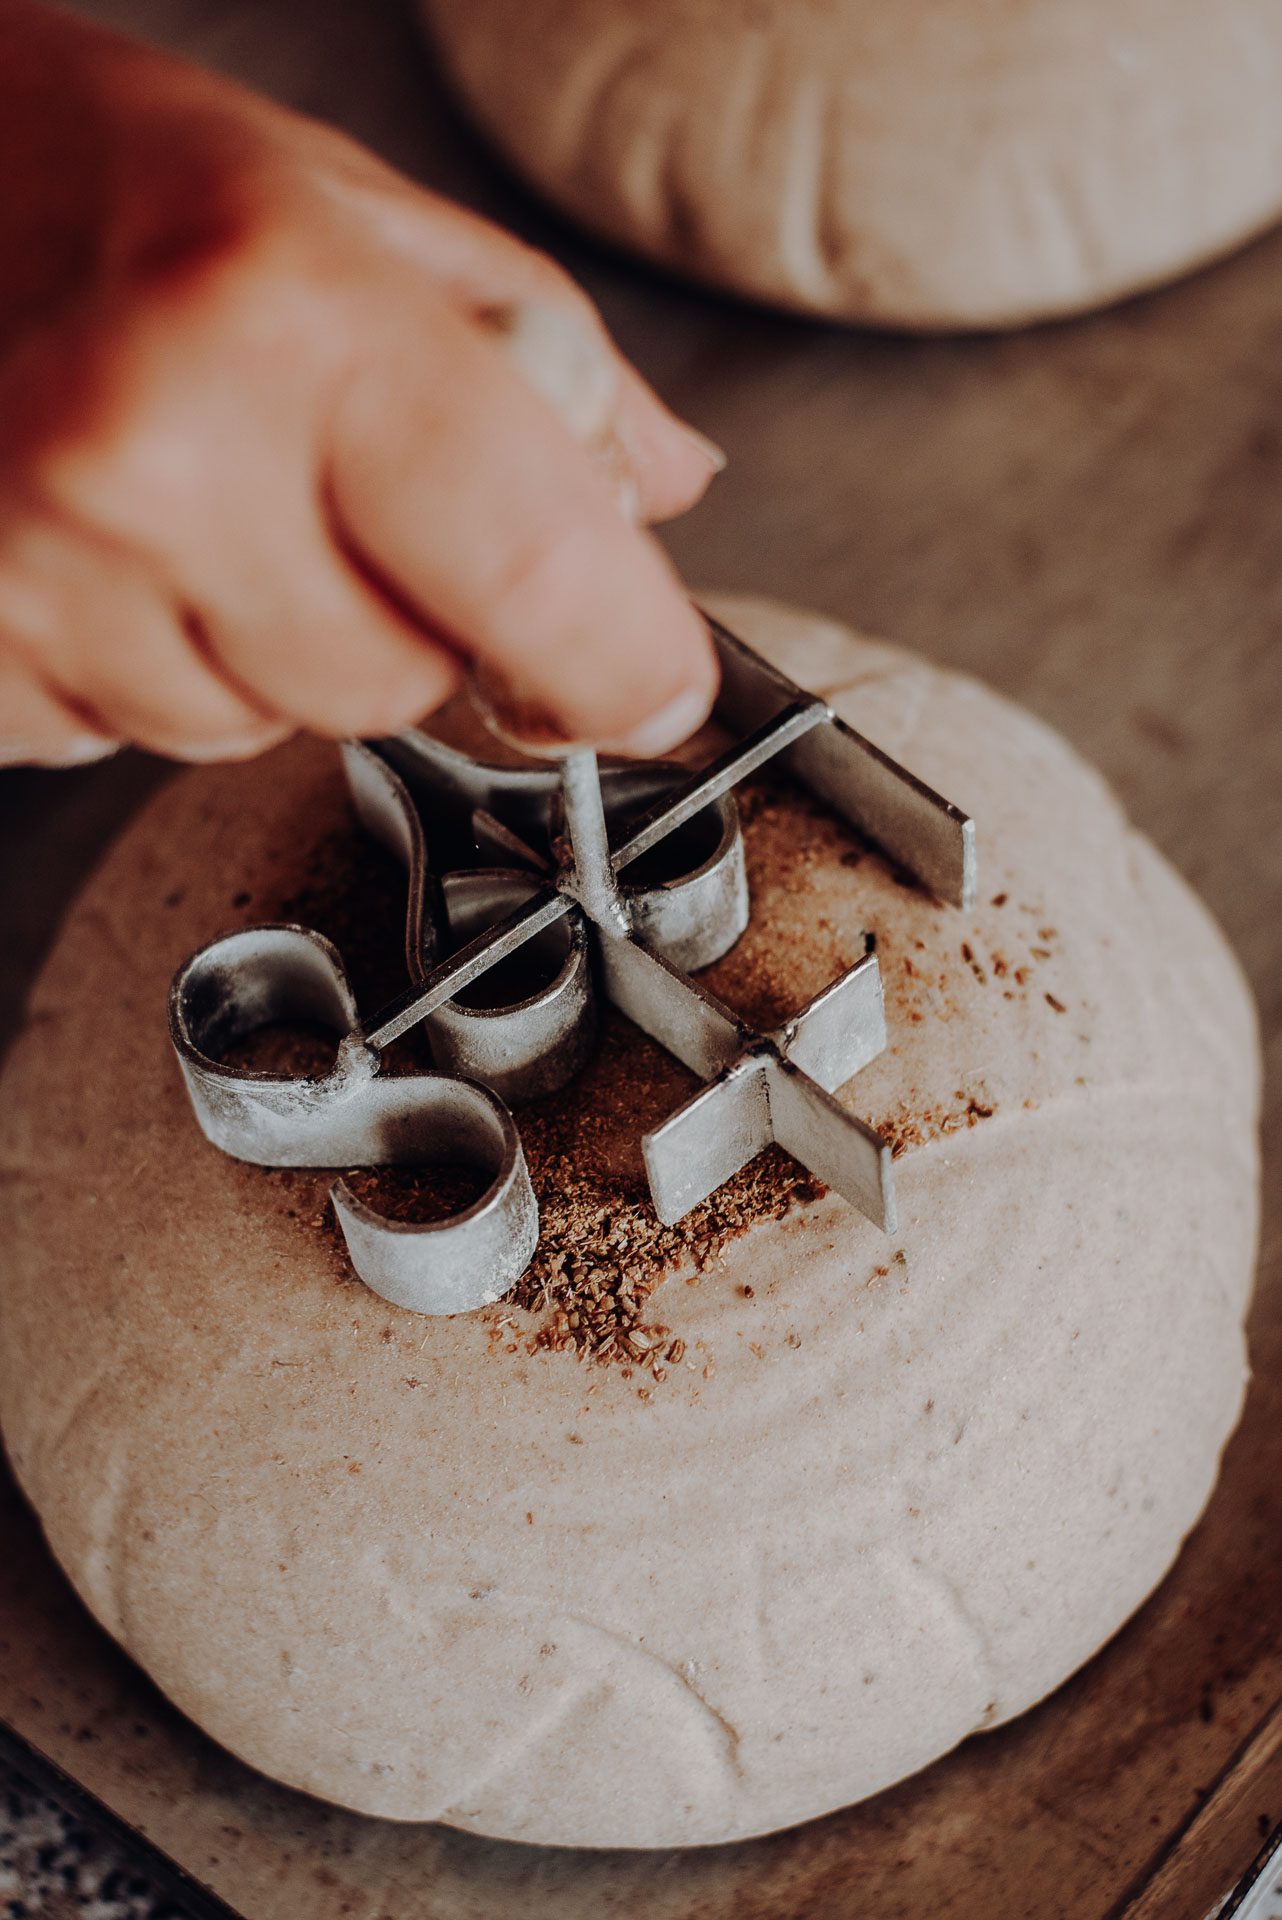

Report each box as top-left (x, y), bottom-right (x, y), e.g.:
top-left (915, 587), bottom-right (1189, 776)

top-left (0, 598), bottom-right (1259, 1847)
top-left (421, 0), bottom-right (1282, 328)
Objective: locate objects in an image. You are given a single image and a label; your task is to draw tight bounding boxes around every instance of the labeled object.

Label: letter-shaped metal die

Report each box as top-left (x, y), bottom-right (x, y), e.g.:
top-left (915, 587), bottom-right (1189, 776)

top-left (169, 615), bottom-right (976, 1313)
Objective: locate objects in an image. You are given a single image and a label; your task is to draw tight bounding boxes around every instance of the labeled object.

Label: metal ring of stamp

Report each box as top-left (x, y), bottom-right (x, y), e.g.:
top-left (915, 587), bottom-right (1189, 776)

top-left (602, 767), bottom-right (747, 972)
top-left (423, 871), bottom-right (597, 1105)
top-left (331, 1080), bottom-right (538, 1315)
top-left (366, 728), bottom-right (563, 861)
top-left (170, 618), bottom-right (979, 1306)
top-left (168, 925), bottom-right (379, 1164)
top-left (168, 926), bottom-right (539, 1314)
top-left (341, 741), bottom-right (445, 980)
top-left (348, 737), bottom-right (745, 976)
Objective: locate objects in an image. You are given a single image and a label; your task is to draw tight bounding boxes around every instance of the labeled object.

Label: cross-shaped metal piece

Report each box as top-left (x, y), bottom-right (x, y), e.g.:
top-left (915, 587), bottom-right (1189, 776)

top-left (169, 615), bottom-right (975, 1315)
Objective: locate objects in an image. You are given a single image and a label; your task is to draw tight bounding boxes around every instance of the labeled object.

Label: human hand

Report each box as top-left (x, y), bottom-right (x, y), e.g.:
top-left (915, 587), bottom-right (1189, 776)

top-left (0, 1), bottom-right (722, 767)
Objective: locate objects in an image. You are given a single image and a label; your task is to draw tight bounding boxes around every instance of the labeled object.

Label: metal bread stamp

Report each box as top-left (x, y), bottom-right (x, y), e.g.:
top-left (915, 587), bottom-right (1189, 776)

top-left (169, 614), bottom-right (975, 1316)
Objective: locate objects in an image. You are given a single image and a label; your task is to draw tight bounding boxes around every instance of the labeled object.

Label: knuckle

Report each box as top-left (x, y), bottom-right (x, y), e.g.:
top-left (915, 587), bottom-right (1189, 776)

top-left (511, 239), bottom-right (597, 318)
top-left (140, 210), bottom-right (321, 344)
top-left (122, 170), bottom-right (271, 306)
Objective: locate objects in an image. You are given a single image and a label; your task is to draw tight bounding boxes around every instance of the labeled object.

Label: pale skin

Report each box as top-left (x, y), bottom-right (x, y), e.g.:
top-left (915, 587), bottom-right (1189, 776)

top-left (0, 0), bottom-right (722, 769)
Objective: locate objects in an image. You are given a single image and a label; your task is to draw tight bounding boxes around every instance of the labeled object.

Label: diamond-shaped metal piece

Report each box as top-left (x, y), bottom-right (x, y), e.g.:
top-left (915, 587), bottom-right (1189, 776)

top-left (169, 614), bottom-right (974, 1314)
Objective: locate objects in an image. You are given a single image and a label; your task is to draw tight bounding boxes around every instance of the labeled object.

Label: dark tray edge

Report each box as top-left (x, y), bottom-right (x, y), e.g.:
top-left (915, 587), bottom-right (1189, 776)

top-left (0, 1715), bottom-right (248, 1920)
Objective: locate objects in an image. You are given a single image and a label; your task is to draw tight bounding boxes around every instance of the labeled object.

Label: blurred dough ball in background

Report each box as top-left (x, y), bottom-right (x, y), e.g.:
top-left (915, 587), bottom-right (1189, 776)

top-left (420, 0), bottom-right (1282, 330)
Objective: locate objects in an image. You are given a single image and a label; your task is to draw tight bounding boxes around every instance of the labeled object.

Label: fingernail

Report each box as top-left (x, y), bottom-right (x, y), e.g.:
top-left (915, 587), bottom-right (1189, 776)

top-left (0, 735), bottom-right (121, 769)
top-left (468, 664), bottom-right (573, 758)
top-left (54, 735), bottom-right (122, 766)
top-left (172, 732), bottom-right (288, 763)
top-left (677, 422), bottom-right (728, 474)
top-left (613, 682), bottom-right (714, 757)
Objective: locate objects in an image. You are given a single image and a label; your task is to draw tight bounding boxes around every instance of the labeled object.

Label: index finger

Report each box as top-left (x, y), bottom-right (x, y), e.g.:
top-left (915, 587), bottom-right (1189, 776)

top-left (326, 291), bottom-right (718, 755)
top-left (330, 181), bottom-right (720, 526)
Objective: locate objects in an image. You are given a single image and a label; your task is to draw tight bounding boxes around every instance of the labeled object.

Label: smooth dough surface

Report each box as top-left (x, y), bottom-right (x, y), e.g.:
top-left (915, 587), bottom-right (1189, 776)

top-left (0, 597), bottom-right (1260, 1847)
top-left (421, 0), bottom-right (1282, 328)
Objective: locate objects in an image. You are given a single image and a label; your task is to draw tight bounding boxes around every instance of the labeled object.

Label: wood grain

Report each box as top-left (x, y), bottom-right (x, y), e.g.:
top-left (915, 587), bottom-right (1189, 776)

top-left (1111, 1700), bottom-right (1282, 1919)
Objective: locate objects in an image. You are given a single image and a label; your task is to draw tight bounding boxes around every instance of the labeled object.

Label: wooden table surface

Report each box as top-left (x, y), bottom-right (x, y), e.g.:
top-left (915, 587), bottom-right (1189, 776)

top-left (1, 4), bottom-right (1280, 1915)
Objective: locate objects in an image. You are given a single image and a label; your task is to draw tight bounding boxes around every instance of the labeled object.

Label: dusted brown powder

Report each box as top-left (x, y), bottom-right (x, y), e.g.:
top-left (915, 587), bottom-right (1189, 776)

top-left (876, 1090), bottom-right (997, 1161)
top-left (509, 1012), bottom-right (823, 1372)
top-left (220, 1022), bottom-right (338, 1077)
top-left (340, 1163), bottom-right (495, 1224)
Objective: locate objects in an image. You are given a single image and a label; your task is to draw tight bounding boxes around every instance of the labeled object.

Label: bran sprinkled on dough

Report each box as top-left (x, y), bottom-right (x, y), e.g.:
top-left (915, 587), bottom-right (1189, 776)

top-left (339, 1163), bottom-right (495, 1223)
top-left (483, 1006), bottom-right (825, 1370)
top-left (961, 942), bottom-right (988, 985)
top-left (513, 1134), bottom-right (823, 1369)
top-left (875, 1090), bottom-right (998, 1160)
top-left (235, 767), bottom-right (1025, 1374)
top-left (219, 1022), bottom-right (338, 1077)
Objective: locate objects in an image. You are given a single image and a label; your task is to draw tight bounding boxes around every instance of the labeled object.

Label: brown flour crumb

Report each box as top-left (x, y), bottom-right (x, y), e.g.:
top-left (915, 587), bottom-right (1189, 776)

top-left (506, 1008), bottom-right (824, 1377)
top-left (291, 1009), bottom-right (826, 1377)
top-left (340, 1163), bottom-right (494, 1224)
top-left (961, 942), bottom-right (988, 986)
top-left (875, 1090), bottom-right (998, 1160)
top-left (512, 1133), bottom-right (823, 1371)
top-left (219, 1022), bottom-right (339, 1077)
